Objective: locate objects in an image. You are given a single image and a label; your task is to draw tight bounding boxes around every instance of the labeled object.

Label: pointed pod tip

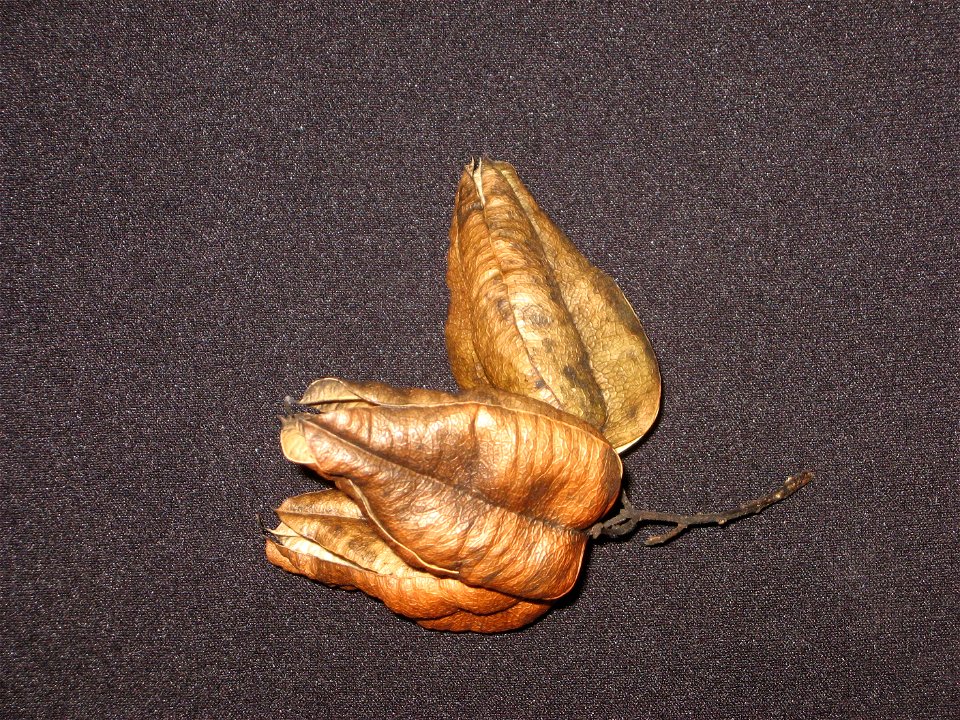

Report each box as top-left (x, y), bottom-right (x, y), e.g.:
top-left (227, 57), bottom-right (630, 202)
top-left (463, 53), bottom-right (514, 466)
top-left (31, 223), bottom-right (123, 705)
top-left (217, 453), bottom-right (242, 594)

top-left (471, 158), bottom-right (486, 207)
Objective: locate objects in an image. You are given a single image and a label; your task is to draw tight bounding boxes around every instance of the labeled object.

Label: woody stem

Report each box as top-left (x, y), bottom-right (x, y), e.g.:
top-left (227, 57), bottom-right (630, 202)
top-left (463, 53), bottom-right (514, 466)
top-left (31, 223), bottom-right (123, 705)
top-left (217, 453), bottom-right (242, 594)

top-left (589, 471), bottom-right (813, 545)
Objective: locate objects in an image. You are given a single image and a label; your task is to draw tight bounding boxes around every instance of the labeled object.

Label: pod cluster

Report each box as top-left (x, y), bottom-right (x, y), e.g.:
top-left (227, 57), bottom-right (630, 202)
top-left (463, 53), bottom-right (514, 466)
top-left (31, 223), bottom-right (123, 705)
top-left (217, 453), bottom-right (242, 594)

top-left (266, 159), bottom-right (661, 632)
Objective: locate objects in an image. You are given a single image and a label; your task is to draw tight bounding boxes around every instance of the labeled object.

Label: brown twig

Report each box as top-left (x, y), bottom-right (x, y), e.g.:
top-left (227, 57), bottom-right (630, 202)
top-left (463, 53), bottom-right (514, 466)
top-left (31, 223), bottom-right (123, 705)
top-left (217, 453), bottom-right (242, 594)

top-left (588, 471), bottom-right (813, 545)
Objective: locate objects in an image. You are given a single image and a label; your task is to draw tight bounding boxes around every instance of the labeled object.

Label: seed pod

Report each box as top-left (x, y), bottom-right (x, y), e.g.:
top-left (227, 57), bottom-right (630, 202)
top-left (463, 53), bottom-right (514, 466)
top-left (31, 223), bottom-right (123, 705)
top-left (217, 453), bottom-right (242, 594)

top-left (277, 377), bottom-right (622, 602)
top-left (266, 490), bottom-right (551, 632)
top-left (446, 158), bottom-right (661, 452)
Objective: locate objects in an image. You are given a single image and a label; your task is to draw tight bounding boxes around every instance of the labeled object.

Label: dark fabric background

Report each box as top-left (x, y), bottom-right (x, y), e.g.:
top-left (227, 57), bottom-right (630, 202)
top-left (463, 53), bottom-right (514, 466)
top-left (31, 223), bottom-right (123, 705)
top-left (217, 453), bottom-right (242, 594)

top-left (3, 2), bottom-right (957, 718)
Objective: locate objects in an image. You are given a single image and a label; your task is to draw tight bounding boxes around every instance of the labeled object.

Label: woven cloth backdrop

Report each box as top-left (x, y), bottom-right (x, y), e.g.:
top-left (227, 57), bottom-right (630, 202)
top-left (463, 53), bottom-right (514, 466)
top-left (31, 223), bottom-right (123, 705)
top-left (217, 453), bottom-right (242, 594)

top-left (4, 3), bottom-right (957, 718)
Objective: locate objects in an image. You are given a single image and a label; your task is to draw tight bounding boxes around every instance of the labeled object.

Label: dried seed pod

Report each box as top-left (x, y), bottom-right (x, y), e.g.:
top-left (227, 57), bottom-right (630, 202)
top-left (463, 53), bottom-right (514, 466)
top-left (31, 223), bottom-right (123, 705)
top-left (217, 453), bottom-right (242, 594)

top-left (266, 490), bottom-right (551, 632)
top-left (446, 158), bottom-right (661, 452)
top-left (277, 377), bottom-right (622, 602)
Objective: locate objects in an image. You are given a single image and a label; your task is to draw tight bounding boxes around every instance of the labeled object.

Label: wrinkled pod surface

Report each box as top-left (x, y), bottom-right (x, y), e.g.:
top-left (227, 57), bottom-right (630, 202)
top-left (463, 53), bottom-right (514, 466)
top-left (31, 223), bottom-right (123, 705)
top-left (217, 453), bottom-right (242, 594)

top-left (446, 157), bottom-right (661, 452)
top-left (267, 377), bottom-right (622, 632)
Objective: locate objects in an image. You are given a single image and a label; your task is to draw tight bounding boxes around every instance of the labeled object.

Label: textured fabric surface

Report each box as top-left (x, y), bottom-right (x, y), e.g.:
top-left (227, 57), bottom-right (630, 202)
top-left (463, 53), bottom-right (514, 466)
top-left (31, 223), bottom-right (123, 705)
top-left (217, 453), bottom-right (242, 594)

top-left (4, 3), bottom-right (958, 718)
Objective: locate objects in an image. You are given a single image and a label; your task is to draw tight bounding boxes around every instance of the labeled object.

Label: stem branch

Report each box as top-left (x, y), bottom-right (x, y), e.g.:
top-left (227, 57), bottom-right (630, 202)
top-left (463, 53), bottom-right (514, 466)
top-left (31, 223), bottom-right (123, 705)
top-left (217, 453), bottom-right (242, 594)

top-left (588, 471), bottom-right (813, 545)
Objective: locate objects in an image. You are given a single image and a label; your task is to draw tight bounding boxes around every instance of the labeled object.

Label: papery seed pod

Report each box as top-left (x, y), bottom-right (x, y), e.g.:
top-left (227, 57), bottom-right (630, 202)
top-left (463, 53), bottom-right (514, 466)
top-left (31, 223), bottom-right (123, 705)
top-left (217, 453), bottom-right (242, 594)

top-left (266, 490), bottom-right (551, 633)
top-left (277, 377), bottom-right (622, 602)
top-left (446, 158), bottom-right (661, 452)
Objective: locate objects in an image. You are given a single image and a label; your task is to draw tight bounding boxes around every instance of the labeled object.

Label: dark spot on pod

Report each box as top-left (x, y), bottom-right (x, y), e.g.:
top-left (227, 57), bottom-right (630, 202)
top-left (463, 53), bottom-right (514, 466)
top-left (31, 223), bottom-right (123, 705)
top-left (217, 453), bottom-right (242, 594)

top-left (526, 474), bottom-right (554, 505)
top-left (479, 569), bottom-right (502, 585)
top-left (523, 305), bottom-right (552, 327)
top-left (534, 379), bottom-right (547, 389)
top-left (346, 536), bottom-right (367, 556)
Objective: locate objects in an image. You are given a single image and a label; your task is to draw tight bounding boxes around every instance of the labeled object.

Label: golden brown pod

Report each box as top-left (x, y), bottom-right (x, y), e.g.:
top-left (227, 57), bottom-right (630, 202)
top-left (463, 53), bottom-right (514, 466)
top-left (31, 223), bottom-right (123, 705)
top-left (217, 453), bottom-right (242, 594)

top-left (266, 490), bottom-right (551, 632)
top-left (446, 158), bottom-right (661, 452)
top-left (278, 377), bottom-right (622, 601)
